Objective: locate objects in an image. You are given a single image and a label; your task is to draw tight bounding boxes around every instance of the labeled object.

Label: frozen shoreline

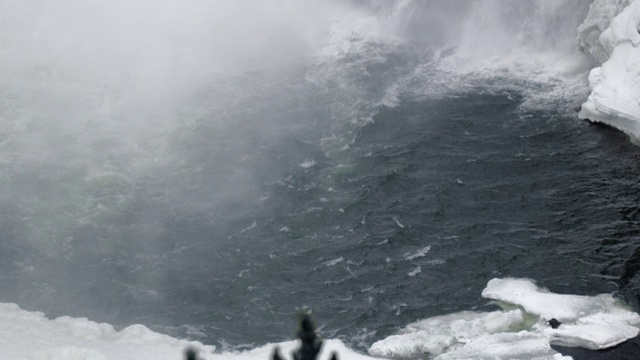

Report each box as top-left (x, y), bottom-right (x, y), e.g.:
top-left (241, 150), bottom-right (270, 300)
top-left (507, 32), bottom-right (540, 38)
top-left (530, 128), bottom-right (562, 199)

top-left (3, 278), bottom-right (638, 360)
top-left (578, 0), bottom-right (640, 141)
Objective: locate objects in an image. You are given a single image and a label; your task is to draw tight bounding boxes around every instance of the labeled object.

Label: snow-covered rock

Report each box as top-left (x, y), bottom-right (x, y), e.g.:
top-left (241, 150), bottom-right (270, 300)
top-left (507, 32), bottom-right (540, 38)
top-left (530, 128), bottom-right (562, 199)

top-left (578, 0), bottom-right (640, 141)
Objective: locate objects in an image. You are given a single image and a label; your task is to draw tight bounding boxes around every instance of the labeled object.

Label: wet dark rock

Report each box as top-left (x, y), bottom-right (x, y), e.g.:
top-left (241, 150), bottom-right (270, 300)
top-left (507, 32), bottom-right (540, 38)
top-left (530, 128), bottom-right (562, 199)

top-left (547, 318), bottom-right (562, 329)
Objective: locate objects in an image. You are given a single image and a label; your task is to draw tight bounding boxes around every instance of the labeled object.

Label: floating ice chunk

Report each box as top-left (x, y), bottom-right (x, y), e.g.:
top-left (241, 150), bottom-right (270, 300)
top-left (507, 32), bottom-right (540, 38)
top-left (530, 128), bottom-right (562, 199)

top-left (484, 278), bottom-right (640, 350)
top-left (541, 319), bottom-right (638, 350)
top-left (369, 310), bottom-right (526, 358)
top-left (369, 329), bottom-right (457, 358)
top-left (370, 278), bottom-right (640, 359)
top-left (434, 332), bottom-right (562, 360)
top-left (483, 278), bottom-right (609, 321)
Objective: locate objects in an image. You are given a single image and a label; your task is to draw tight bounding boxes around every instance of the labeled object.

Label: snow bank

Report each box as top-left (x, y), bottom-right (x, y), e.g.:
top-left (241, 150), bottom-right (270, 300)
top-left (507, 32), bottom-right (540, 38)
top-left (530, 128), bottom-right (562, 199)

top-left (0, 302), bottom-right (379, 360)
top-left (578, 0), bottom-right (640, 141)
top-left (369, 278), bottom-right (640, 360)
top-left (3, 278), bottom-right (638, 360)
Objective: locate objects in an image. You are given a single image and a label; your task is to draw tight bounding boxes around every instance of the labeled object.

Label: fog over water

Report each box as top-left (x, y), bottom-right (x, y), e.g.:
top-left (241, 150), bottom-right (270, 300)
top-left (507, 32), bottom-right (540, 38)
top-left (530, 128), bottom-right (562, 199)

top-left (2, 1), bottom-right (640, 358)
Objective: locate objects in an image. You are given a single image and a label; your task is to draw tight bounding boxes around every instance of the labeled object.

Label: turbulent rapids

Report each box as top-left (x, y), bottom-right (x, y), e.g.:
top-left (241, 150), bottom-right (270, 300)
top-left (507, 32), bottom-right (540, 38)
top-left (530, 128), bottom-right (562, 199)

top-left (2, 1), bottom-right (640, 359)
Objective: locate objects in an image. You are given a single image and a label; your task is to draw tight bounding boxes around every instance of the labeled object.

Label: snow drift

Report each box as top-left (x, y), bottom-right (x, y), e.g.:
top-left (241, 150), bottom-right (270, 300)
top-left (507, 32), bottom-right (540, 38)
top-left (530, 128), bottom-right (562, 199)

top-left (0, 302), bottom-right (375, 360)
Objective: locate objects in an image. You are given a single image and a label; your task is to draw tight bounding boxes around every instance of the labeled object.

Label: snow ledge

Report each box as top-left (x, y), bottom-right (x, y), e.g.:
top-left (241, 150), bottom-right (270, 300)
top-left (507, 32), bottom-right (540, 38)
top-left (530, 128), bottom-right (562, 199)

top-left (578, 0), bottom-right (640, 142)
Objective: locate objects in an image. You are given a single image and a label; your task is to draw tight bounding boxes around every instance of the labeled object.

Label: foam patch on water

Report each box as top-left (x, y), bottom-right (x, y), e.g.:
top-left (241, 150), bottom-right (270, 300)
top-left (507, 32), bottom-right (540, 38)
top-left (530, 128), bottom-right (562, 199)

top-left (404, 245), bottom-right (431, 261)
top-left (369, 278), bottom-right (640, 359)
top-left (300, 160), bottom-right (318, 168)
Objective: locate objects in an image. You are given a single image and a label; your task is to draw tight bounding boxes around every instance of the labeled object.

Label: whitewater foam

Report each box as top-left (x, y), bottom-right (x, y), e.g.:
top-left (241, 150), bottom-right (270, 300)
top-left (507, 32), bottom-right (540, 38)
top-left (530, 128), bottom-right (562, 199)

top-left (361, 0), bottom-right (595, 113)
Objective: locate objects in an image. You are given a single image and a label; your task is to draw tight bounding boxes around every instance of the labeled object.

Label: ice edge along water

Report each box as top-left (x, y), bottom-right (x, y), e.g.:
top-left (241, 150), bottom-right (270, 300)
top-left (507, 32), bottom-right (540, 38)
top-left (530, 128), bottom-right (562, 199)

top-left (2, 278), bottom-right (639, 360)
top-left (578, 0), bottom-right (640, 141)
top-left (368, 278), bottom-right (640, 360)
